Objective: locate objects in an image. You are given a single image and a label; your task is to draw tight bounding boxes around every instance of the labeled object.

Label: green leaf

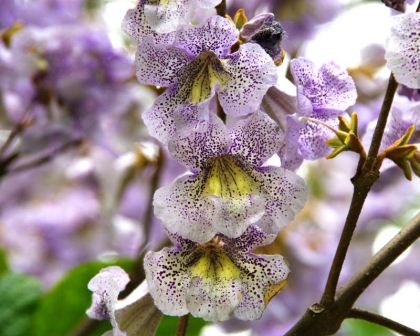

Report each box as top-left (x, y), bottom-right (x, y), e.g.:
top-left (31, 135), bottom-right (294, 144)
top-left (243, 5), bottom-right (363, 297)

top-left (0, 273), bottom-right (42, 336)
top-left (0, 249), bottom-right (9, 275)
top-left (156, 315), bottom-right (208, 336)
top-left (33, 259), bottom-right (133, 336)
top-left (343, 319), bottom-right (394, 336)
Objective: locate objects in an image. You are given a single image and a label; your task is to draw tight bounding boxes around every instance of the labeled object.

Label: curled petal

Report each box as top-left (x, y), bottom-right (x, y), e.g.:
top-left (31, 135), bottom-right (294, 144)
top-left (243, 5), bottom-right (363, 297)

top-left (144, 248), bottom-right (190, 316)
top-left (229, 111), bottom-right (283, 167)
top-left (223, 225), bottom-right (276, 253)
top-left (86, 267), bottom-right (130, 334)
top-left (168, 113), bottom-right (230, 171)
top-left (122, 1), bottom-right (175, 44)
top-left (252, 166), bottom-right (307, 233)
top-left (176, 16), bottom-right (239, 57)
top-left (385, 12), bottom-right (420, 89)
top-left (135, 38), bottom-right (191, 87)
top-left (219, 43), bottom-right (277, 116)
top-left (232, 254), bottom-right (289, 320)
top-left (291, 57), bottom-right (357, 112)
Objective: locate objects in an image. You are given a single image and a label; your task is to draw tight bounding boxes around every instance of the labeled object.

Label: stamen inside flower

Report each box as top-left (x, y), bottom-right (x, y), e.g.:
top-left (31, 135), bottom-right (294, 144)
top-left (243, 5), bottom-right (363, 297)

top-left (179, 51), bottom-right (231, 104)
top-left (202, 155), bottom-right (259, 199)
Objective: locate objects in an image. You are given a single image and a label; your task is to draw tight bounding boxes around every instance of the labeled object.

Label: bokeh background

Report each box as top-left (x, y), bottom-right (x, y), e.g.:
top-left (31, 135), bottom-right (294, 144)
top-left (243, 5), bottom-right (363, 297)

top-left (0, 0), bottom-right (419, 335)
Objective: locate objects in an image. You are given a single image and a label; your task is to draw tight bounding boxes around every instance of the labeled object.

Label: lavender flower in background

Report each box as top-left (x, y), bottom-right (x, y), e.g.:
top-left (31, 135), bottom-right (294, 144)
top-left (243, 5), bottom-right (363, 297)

top-left (145, 226), bottom-right (289, 322)
top-left (154, 112), bottom-right (307, 242)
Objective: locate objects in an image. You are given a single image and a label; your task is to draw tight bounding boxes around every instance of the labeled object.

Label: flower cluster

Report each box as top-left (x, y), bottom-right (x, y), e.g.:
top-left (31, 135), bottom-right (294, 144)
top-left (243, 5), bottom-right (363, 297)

top-left (87, 0), bottom-right (368, 331)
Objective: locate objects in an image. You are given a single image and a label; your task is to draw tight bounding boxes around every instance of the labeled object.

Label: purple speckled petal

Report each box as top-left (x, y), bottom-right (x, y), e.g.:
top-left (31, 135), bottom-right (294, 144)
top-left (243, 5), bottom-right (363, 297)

top-left (142, 90), bottom-right (211, 144)
top-left (144, 248), bottom-right (190, 316)
top-left (223, 225), bottom-right (275, 252)
top-left (86, 266), bottom-right (130, 333)
top-left (291, 57), bottom-right (357, 112)
top-left (153, 173), bottom-right (218, 243)
top-left (210, 195), bottom-right (266, 238)
top-left (168, 113), bottom-right (230, 171)
top-left (279, 115), bottom-right (304, 170)
top-left (122, 0), bottom-right (175, 44)
top-left (176, 16), bottom-right (239, 57)
top-left (135, 37), bottom-right (191, 87)
top-left (298, 109), bottom-right (342, 160)
top-left (231, 253), bottom-right (289, 320)
top-left (385, 12), bottom-right (420, 89)
top-left (251, 165), bottom-right (307, 233)
top-left (144, 0), bottom-right (192, 34)
top-left (186, 276), bottom-right (242, 322)
top-left (219, 43), bottom-right (277, 116)
top-left (229, 111), bottom-right (283, 167)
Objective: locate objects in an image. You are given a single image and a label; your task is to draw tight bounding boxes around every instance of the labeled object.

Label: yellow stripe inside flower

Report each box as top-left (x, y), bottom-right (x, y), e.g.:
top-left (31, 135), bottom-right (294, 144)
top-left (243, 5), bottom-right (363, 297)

top-left (179, 51), bottom-right (231, 104)
top-left (202, 156), bottom-right (259, 199)
top-left (191, 249), bottom-right (241, 282)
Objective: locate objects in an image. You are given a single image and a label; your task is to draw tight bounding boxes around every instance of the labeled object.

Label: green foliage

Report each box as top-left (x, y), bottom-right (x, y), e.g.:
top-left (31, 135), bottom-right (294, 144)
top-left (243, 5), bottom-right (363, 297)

top-left (156, 315), bottom-right (208, 336)
top-left (0, 250), bottom-right (9, 275)
top-left (33, 259), bottom-right (133, 336)
top-left (0, 273), bottom-right (42, 336)
top-left (343, 319), bottom-right (394, 336)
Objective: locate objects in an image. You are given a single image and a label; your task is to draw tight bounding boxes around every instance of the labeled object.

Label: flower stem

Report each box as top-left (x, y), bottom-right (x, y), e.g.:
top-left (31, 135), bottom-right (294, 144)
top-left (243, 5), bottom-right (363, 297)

top-left (176, 315), bottom-right (190, 336)
top-left (348, 308), bottom-right (420, 336)
top-left (320, 72), bottom-right (398, 306)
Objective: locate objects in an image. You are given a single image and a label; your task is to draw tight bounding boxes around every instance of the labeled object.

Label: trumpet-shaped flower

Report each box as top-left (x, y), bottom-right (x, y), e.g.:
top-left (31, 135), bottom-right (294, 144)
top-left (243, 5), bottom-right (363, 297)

top-left (130, 15), bottom-right (277, 143)
top-left (154, 111), bottom-right (307, 243)
top-left (280, 58), bottom-right (357, 170)
top-left (144, 226), bottom-right (289, 322)
top-left (385, 12), bottom-right (420, 89)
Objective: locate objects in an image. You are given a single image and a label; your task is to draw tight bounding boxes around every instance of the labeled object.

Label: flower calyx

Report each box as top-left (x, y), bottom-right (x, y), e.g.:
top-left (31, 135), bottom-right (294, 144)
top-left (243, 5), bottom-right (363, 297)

top-left (380, 125), bottom-right (419, 180)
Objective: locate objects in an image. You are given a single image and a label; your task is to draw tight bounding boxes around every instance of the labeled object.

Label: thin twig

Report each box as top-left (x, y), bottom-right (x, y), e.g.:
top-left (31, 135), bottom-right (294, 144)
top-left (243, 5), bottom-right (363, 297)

top-left (285, 213), bottom-right (420, 336)
top-left (176, 315), bottom-right (190, 336)
top-left (0, 115), bottom-right (32, 158)
top-left (7, 138), bottom-right (83, 174)
top-left (320, 72), bottom-right (399, 306)
top-left (348, 308), bottom-right (420, 336)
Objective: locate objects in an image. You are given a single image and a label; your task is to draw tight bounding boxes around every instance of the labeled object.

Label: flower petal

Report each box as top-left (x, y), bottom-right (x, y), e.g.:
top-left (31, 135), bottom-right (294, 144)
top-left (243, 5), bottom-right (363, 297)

top-left (122, 1), bottom-right (175, 44)
top-left (135, 37), bottom-right (191, 87)
top-left (144, 0), bottom-right (192, 34)
top-left (176, 16), bottom-right (239, 57)
top-left (144, 248), bottom-right (190, 316)
top-left (252, 166), bottom-right (307, 233)
top-left (279, 115), bottom-right (304, 170)
top-left (232, 253), bottom-right (289, 320)
top-left (291, 57), bottom-right (357, 112)
top-left (168, 113), bottom-right (230, 171)
top-left (142, 89), bottom-right (210, 144)
top-left (297, 109), bottom-right (341, 160)
top-left (229, 111), bottom-right (283, 167)
top-left (86, 266), bottom-right (130, 333)
top-left (186, 276), bottom-right (242, 321)
top-left (219, 43), bottom-right (277, 116)
top-left (153, 173), bottom-right (218, 243)
top-left (223, 225), bottom-right (275, 253)
top-left (385, 12), bottom-right (420, 89)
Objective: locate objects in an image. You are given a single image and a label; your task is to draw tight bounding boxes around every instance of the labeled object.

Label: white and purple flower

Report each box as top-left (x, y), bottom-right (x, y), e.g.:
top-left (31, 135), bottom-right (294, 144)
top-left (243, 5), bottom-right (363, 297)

top-left (144, 226), bottom-right (289, 322)
top-left (126, 15), bottom-right (277, 143)
top-left (280, 58), bottom-right (357, 170)
top-left (154, 111), bottom-right (307, 243)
